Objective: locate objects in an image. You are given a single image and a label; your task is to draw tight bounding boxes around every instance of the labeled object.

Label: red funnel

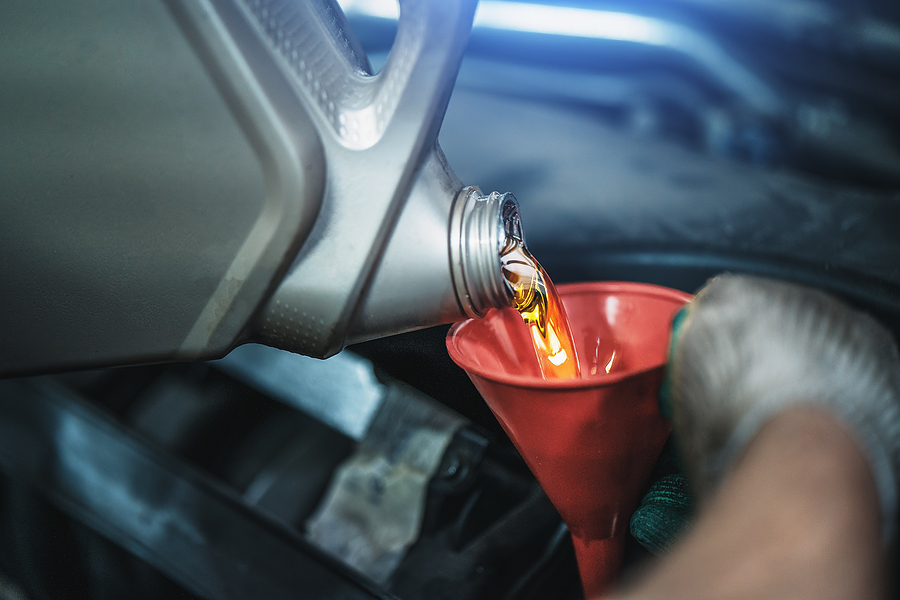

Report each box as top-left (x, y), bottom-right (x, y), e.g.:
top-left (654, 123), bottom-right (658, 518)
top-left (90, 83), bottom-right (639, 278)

top-left (447, 282), bottom-right (691, 598)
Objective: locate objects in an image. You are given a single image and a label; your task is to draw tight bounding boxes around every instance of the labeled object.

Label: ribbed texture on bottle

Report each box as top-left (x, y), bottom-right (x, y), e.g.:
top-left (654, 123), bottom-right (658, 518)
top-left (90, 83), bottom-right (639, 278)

top-left (450, 188), bottom-right (519, 318)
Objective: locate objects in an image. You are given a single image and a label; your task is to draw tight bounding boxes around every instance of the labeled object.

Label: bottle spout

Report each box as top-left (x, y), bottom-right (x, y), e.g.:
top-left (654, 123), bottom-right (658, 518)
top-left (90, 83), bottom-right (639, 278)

top-left (450, 189), bottom-right (520, 319)
top-left (345, 148), bottom-right (519, 345)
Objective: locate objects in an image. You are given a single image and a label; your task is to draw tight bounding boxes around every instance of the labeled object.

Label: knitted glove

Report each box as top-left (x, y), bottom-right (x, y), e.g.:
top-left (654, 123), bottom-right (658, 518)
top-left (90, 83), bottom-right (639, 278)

top-left (665, 274), bottom-right (900, 543)
top-left (630, 473), bottom-right (693, 556)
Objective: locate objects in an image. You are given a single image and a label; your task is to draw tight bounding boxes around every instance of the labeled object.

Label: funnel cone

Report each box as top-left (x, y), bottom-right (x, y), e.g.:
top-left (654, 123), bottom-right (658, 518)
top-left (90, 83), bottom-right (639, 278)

top-left (447, 282), bottom-right (691, 598)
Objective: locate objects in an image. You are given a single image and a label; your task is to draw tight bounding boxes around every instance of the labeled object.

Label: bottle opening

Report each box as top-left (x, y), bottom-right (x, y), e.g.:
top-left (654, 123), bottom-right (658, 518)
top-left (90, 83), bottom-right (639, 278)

top-left (450, 187), bottom-right (522, 318)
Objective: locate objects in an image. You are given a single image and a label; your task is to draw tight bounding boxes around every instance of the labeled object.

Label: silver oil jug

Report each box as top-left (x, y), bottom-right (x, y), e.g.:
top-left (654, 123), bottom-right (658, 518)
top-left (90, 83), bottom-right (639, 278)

top-left (0, 0), bottom-right (520, 375)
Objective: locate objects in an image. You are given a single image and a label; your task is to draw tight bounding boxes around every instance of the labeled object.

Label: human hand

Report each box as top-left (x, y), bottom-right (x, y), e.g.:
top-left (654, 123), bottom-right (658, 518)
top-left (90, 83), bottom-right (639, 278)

top-left (665, 274), bottom-right (900, 541)
top-left (610, 275), bottom-right (896, 600)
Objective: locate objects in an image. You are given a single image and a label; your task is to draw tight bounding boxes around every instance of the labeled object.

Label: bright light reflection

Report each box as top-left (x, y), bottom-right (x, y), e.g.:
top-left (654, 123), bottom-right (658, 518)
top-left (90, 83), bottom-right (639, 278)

top-left (340, 0), bottom-right (667, 45)
top-left (605, 350), bottom-right (617, 374)
top-left (548, 348), bottom-right (568, 366)
top-left (604, 296), bottom-right (620, 326)
top-left (336, 0), bottom-right (782, 113)
top-left (339, 0), bottom-right (399, 20)
top-left (475, 2), bottom-right (666, 45)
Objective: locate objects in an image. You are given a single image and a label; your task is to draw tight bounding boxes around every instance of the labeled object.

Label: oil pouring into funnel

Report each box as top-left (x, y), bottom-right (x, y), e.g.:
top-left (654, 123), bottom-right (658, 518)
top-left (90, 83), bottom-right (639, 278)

top-left (500, 226), bottom-right (582, 379)
top-left (448, 223), bottom-right (691, 596)
top-left (494, 197), bottom-right (623, 381)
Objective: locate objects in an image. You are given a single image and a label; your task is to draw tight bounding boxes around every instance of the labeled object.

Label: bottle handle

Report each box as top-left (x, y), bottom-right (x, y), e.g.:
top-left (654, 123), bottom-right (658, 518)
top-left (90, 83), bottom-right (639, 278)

top-left (250, 0), bottom-right (481, 357)
top-left (241, 0), bottom-right (477, 151)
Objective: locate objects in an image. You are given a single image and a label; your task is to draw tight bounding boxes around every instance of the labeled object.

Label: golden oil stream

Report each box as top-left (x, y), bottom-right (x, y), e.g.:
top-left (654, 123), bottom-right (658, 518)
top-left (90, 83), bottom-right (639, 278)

top-left (500, 238), bottom-right (581, 379)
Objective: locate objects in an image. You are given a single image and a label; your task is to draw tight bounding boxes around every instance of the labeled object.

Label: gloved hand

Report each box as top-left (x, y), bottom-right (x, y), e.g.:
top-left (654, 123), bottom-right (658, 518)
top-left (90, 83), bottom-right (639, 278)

top-left (663, 273), bottom-right (900, 543)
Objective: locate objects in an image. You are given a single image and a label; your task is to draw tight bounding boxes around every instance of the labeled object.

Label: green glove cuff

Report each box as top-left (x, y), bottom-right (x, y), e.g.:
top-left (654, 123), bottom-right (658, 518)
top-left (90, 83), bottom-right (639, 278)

top-left (630, 473), bottom-right (693, 555)
top-left (659, 305), bottom-right (690, 420)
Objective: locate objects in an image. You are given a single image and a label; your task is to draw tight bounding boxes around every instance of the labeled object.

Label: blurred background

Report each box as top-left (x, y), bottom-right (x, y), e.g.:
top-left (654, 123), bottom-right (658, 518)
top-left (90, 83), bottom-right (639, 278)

top-left (1, 0), bottom-right (899, 598)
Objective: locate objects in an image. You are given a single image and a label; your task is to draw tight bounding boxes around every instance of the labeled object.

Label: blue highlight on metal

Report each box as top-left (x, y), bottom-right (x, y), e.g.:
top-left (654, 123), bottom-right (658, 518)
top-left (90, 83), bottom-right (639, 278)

top-left (475, 2), bottom-right (667, 45)
top-left (338, 0), bottom-right (782, 114)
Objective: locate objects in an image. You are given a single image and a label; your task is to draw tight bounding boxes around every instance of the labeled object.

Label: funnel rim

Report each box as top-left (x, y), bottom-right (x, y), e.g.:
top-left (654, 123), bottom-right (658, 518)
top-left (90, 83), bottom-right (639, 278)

top-left (446, 281), bottom-right (692, 390)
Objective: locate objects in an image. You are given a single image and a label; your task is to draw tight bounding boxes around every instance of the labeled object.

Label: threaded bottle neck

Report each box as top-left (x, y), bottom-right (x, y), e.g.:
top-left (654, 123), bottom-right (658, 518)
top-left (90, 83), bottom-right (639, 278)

top-left (450, 187), bottom-right (522, 318)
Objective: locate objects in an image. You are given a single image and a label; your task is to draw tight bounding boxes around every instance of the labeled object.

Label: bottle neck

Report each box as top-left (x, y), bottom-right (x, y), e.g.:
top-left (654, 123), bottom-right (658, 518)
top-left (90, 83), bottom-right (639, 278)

top-left (450, 187), bottom-right (521, 318)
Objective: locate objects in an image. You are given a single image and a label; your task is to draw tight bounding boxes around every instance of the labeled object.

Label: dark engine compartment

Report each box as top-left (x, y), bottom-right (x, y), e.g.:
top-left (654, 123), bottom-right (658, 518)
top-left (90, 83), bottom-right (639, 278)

top-left (0, 361), bottom-right (584, 600)
top-left (2, 0), bottom-right (900, 597)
